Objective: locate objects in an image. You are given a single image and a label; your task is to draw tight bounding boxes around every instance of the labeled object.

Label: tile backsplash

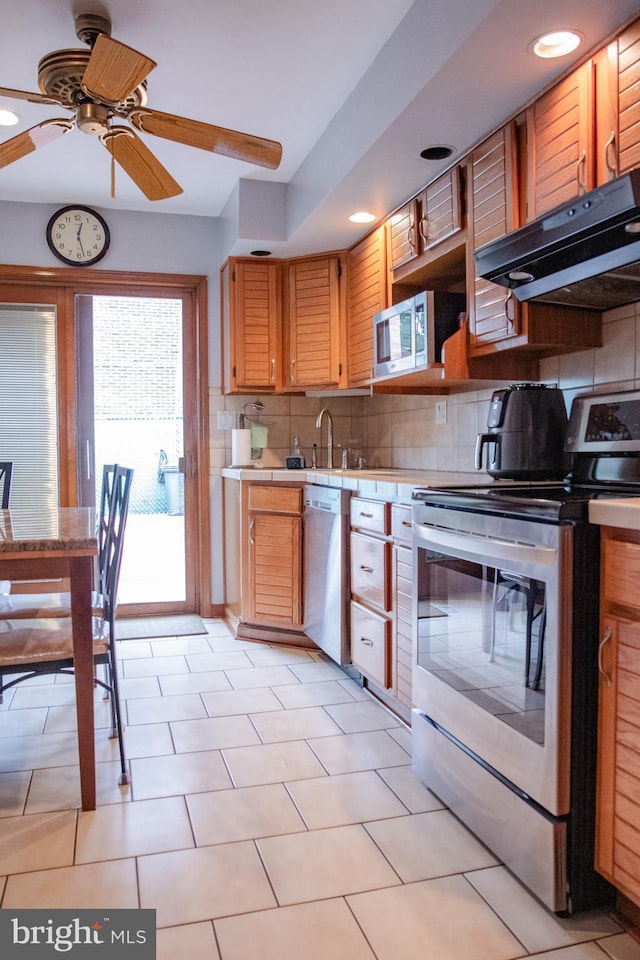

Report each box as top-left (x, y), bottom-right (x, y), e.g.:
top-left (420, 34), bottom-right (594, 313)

top-left (210, 302), bottom-right (640, 474)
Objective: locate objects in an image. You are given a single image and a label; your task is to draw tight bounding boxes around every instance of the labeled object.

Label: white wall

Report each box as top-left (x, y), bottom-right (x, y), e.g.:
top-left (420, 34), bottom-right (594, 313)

top-left (0, 199), bottom-right (228, 604)
top-left (0, 200), bottom-right (222, 381)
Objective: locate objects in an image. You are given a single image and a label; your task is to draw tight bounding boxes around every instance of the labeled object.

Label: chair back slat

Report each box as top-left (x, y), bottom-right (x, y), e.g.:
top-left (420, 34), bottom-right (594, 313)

top-left (102, 466), bottom-right (134, 621)
top-left (0, 462), bottom-right (13, 509)
top-left (97, 464), bottom-right (118, 593)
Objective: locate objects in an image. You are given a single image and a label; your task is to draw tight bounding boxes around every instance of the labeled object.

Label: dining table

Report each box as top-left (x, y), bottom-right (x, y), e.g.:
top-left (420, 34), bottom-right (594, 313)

top-left (0, 505), bottom-right (98, 810)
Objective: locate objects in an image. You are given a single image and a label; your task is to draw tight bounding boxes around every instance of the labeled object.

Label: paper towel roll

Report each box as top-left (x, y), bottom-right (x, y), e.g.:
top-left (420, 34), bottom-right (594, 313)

top-left (231, 429), bottom-right (252, 466)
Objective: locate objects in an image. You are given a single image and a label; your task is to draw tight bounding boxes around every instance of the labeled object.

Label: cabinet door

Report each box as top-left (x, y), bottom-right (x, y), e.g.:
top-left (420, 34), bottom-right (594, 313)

top-left (346, 226), bottom-right (387, 386)
top-left (596, 613), bottom-right (640, 906)
top-left (247, 512), bottom-right (303, 627)
top-left (526, 61), bottom-right (594, 219)
top-left (417, 167), bottom-right (462, 251)
top-left (393, 542), bottom-right (413, 708)
top-left (351, 600), bottom-right (391, 688)
top-left (224, 259), bottom-right (280, 393)
top-left (287, 254), bottom-right (342, 389)
top-left (387, 198), bottom-right (419, 270)
top-left (616, 19), bottom-right (640, 177)
top-left (350, 531), bottom-right (390, 613)
top-left (467, 125), bottom-right (521, 352)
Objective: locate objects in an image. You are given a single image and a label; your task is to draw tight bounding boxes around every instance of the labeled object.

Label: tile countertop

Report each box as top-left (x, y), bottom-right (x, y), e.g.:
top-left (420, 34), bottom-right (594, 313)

top-left (220, 467), bottom-right (481, 501)
top-left (589, 498), bottom-right (640, 530)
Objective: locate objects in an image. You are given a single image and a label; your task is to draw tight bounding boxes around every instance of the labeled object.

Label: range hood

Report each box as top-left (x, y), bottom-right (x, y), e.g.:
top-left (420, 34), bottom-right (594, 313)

top-left (474, 169), bottom-right (640, 310)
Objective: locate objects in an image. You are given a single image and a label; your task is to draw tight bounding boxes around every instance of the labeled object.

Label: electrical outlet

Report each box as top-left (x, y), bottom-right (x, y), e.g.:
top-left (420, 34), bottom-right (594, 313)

top-left (216, 410), bottom-right (237, 430)
top-left (435, 400), bottom-right (447, 425)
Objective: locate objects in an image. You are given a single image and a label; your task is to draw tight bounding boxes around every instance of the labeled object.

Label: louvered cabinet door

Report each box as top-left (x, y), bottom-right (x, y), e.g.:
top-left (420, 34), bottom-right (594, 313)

top-left (386, 199), bottom-right (419, 270)
top-left (596, 530), bottom-right (640, 908)
top-left (230, 260), bottom-right (280, 392)
top-left (287, 254), bottom-right (341, 389)
top-left (417, 167), bottom-right (463, 251)
top-left (247, 512), bottom-right (303, 627)
top-left (346, 226), bottom-right (387, 386)
top-left (467, 124), bottom-right (521, 352)
top-left (616, 18), bottom-right (640, 177)
top-left (526, 61), bottom-right (594, 219)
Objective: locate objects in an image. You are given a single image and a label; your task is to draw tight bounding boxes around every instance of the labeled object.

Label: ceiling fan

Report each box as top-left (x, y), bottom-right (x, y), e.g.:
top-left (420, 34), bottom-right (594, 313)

top-left (0, 12), bottom-right (283, 200)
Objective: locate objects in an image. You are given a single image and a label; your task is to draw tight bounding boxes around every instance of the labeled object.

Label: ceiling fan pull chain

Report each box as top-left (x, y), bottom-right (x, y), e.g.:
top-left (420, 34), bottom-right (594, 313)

top-left (109, 134), bottom-right (116, 198)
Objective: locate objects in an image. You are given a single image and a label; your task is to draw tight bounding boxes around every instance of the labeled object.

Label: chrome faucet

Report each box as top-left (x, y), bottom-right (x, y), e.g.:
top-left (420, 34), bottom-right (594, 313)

top-left (315, 407), bottom-right (334, 469)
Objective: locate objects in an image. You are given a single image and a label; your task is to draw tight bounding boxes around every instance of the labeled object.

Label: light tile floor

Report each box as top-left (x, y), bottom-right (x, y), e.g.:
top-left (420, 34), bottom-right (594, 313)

top-left (0, 619), bottom-right (639, 960)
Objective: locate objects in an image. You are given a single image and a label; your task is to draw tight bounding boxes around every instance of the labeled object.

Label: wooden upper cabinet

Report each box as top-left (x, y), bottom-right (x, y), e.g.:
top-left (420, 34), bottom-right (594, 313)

top-left (526, 61), bottom-right (594, 220)
top-left (527, 21), bottom-right (640, 220)
top-left (285, 253), bottom-right (343, 390)
top-left (387, 199), bottom-right (419, 271)
top-left (466, 124), bottom-right (521, 352)
top-left (599, 18), bottom-right (640, 181)
top-left (416, 167), bottom-right (463, 251)
top-left (346, 226), bottom-right (388, 386)
top-left (222, 258), bottom-right (280, 394)
top-left (387, 168), bottom-right (463, 272)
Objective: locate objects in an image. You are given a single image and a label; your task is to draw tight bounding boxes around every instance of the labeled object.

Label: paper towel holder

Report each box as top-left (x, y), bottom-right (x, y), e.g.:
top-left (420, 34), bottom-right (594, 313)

top-left (241, 400), bottom-right (276, 428)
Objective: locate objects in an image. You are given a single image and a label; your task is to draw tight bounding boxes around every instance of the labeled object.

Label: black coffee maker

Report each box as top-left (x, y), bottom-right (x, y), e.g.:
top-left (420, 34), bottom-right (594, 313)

top-left (475, 383), bottom-right (571, 480)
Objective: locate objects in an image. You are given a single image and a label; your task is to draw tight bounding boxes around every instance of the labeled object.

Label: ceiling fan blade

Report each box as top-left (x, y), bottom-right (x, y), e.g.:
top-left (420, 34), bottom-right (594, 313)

top-left (129, 108), bottom-right (282, 169)
top-left (82, 33), bottom-right (156, 104)
top-left (0, 118), bottom-right (73, 170)
top-left (100, 126), bottom-right (182, 200)
top-left (0, 86), bottom-right (63, 106)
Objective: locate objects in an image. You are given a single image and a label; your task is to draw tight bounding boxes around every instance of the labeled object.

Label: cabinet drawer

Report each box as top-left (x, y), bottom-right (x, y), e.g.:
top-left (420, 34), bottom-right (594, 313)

top-left (350, 497), bottom-right (389, 534)
top-left (603, 538), bottom-right (640, 608)
top-left (350, 600), bottom-right (391, 688)
top-left (351, 532), bottom-right (390, 611)
top-left (391, 504), bottom-right (413, 544)
top-left (248, 485), bottom-right (302, 514)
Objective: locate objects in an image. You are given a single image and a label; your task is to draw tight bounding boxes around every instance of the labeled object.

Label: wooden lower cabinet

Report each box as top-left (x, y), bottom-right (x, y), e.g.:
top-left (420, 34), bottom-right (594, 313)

top-left (351, 599), bottom-right (391, 688)
top-left (240, 483), bottom-right (304, 634)
top-left (596, 528), bottom-right (640, 908)
top-left (349, 497), bottom-right (414, 718)
top-left (392, 504), bottom-right (414, 711)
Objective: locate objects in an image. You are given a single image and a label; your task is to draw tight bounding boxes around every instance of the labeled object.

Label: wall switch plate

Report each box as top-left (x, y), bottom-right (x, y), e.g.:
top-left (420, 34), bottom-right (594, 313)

top-left (216, 410), bottom-right (237, 430)
top-left (436, 400), bottom-right (447, 425)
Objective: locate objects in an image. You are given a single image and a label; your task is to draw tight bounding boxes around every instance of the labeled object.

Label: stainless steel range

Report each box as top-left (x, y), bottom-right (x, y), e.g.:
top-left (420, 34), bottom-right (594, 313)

top-left (411, 388), bottom-right (640, 914)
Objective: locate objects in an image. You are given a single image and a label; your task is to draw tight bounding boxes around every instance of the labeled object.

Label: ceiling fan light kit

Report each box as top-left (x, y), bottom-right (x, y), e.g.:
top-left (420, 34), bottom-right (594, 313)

top-left (0, 11), bottom-right (282, 201)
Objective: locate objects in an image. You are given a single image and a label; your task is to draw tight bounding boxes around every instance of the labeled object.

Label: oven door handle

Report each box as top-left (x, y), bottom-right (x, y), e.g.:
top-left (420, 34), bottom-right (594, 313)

top-left (412, 522), bottom-right (557, 567)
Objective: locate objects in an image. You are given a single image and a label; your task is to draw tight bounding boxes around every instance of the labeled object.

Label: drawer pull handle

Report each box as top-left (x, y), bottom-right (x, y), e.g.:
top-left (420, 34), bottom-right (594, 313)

top-left (360, 565), bottom-right (374, 573)
top-left (401, 520), bottom-right (412, 527)
top-left (359, 636), bottom-right (374, 647)
top-left (598, 627), bottom-right (613, 687)
top-left (359, 511), bottom-right (374, 518)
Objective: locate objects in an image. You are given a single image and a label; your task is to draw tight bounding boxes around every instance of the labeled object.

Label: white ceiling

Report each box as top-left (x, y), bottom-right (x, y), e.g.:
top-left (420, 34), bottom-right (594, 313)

top-left (1, 0), bottom-right (639, 258)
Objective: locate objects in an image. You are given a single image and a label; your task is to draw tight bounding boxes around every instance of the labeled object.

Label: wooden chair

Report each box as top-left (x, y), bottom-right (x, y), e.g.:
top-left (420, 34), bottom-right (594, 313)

top-left (0, 466), bottom-right (134, 785)
top-left (0, 464), bottom-right (118, 619)
top-left (0, 461), bottom-right (13, 509)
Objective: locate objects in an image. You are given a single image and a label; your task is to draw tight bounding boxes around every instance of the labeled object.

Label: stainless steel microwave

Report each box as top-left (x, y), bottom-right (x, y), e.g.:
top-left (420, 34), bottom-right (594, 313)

top-left (373, 291), bottom-right (465, 378)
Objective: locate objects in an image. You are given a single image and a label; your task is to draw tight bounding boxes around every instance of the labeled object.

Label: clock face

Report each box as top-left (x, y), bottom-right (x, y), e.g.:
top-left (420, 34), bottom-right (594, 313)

top-left (46, 206), bottom-right (110, 266)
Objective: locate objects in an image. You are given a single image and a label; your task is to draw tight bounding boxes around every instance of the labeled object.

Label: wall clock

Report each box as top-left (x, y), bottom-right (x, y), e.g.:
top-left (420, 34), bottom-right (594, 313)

top-left (46, 205), bottom-right (110, 266)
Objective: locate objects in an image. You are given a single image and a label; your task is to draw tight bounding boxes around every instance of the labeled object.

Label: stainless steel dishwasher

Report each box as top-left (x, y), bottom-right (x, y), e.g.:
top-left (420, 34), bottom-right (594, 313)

top-left (303, 484), bottom-right (351, 665)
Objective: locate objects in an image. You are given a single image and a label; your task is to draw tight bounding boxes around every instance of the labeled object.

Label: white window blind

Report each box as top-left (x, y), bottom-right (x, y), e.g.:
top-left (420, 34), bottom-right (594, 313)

top-left (0, 304), bottom-right (58, 509)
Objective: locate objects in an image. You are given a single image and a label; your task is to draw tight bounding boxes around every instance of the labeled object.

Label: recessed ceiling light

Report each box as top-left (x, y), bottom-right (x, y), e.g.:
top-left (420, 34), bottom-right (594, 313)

top-left (349, 211), bottom-right (376, 224)
top-left (250, 249), bottom-right (272, 257)
top-left (532, 30), bottom-right (582, 59)
top-left (0, 108), bottom-right (20, 126)
top-left (420, 145), bottom-right (455, 161)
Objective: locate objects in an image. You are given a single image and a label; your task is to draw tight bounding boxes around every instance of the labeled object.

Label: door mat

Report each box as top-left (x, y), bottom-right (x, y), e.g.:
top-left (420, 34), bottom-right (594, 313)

top-left (115, 614), bottom-right (207, 641)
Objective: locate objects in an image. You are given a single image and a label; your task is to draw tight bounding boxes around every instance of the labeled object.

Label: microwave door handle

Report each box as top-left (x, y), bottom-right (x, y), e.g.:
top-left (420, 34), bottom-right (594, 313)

top-left (475, 433), bottom-right (498, 471)
top-left (412, 521), bottom-right (557, 568)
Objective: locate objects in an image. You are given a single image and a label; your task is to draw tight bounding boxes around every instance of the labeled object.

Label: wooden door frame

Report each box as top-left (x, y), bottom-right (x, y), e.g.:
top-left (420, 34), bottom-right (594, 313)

top-left (0, 264), bottom-right (211, 616)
